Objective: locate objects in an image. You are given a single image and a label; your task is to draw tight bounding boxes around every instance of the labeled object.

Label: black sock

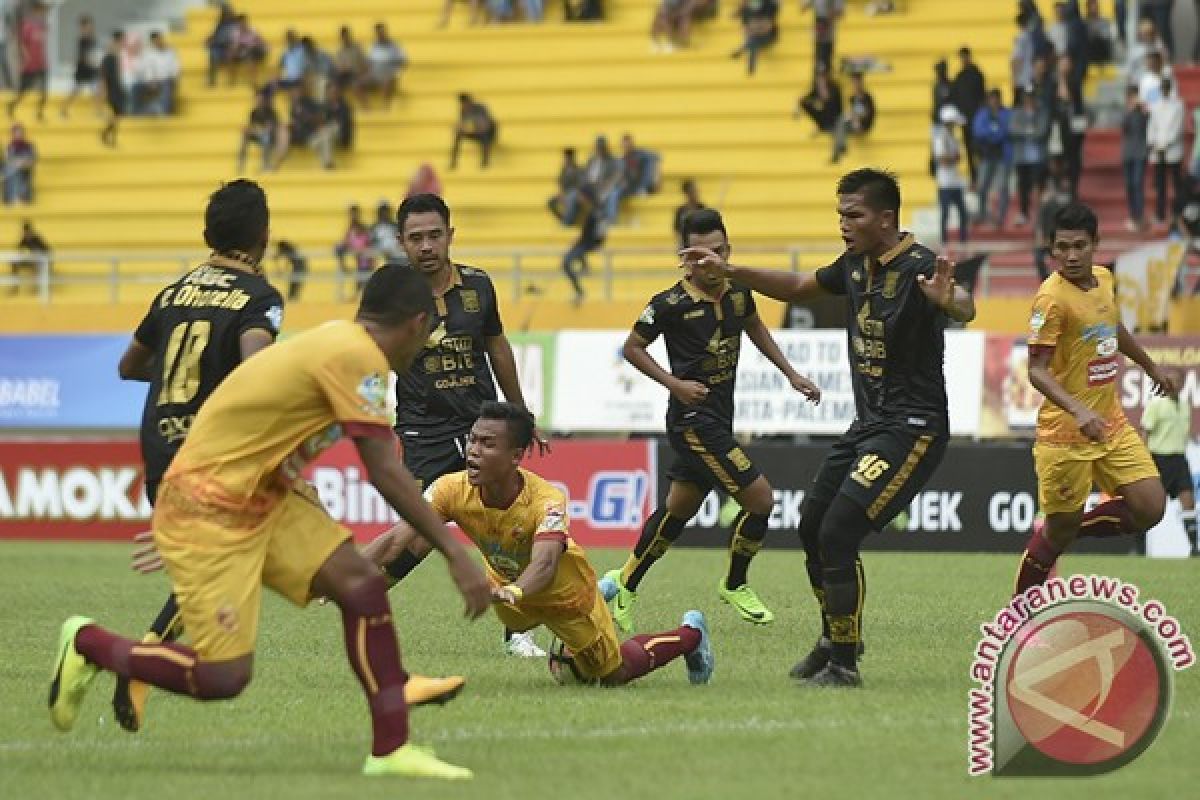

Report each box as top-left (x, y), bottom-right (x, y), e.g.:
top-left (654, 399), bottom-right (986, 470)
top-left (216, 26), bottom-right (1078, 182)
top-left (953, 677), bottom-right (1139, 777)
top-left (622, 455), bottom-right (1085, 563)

top-left (823, 565), bottom-right (862, 670)
top-left (384, 549), bottom-right (424, 584)
top-left (805, 557), bottom-right (829, 639)
top-left (622, 508), bottom-right (686, 591)
top-left (725, 510), bottom-right (769, 590)
top-left (149, 593), bottom-right (184, 641)
top-left (1184, 512), bottom-right (1197, 552)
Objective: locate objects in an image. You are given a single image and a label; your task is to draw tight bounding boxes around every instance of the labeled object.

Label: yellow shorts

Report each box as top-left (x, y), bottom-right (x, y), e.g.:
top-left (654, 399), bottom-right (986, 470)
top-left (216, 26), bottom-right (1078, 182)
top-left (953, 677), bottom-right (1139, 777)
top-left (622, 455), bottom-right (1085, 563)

top-left (1034, 424), bottom-right (1160, 516)
top-left (493, 589), bottom-right (622, 680)
top-left (153, 480), bottom-right (350, 662)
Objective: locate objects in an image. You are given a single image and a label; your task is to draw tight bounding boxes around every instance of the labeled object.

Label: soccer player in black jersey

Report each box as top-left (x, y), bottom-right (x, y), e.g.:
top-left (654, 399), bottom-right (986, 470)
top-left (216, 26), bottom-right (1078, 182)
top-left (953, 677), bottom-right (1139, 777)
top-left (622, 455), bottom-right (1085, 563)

top-left (599, 209), bottom-right (822, 633)
top-left (372, 193), bottom-right (548, 657)
top-left (111, 180), bottom-right (284, 730)
top-left (686, 169), bottom-right (975, 687)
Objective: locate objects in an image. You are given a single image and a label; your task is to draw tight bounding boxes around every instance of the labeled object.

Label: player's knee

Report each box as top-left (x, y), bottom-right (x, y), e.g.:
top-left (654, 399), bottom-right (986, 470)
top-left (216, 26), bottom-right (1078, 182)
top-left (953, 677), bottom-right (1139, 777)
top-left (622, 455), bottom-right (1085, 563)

top-left (817, 496), bottom-right (870, 568)
top-left (194, 661), bottom-right (253, 700)
top-left (737, 479), bottom-right (774, 516)
top-left (1129, 490), bottom-right (1167, 532)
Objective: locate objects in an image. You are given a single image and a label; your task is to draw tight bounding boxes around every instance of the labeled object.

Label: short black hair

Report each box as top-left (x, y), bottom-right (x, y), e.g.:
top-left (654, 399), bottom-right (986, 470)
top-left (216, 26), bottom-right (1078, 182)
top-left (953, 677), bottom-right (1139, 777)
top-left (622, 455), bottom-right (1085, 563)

top-left (478, 401), bottom-right (536, 452)
top-left (681, 208), bottom-right (727, 243)
top-left (204, 179), bottom-right (268, 253)
top-left (1050, 202), bottom-right (1099, 241)
top-left (837, 168), bottom-right (902, 215)
top-left (397, 193), bottom-right (450, 230)
top-left (356, 264), bottom-right (435, 326)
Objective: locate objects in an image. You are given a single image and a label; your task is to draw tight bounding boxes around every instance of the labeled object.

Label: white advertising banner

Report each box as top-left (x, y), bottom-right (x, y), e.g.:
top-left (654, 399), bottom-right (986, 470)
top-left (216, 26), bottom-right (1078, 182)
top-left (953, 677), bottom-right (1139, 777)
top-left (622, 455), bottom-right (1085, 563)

top-left (1113, 240), bottom-right (1187, 331)
top-left (552, 330), bottom-right (986, 436)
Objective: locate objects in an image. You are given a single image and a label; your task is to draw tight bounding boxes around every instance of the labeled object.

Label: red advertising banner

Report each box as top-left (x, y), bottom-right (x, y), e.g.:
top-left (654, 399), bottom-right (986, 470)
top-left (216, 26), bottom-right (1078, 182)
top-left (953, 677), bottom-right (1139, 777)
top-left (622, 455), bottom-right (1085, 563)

top-left (0, 437), bottom-right (652, 548)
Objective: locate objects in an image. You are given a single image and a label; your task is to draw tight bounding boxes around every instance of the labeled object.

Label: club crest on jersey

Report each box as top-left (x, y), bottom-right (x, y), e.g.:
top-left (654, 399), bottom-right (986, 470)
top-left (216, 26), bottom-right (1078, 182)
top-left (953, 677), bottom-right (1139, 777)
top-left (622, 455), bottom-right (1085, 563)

top-left (540, 503), bottom-right (566, 532)
top-left (883, 271), bottom-right (899, 299)
top-left (1029, 310), bottom-right (1046, 333)
top-left (639, 305), bottom-right (656, 325)
top-left (265, 305), bottom-right (284, 331)
top-left (357, 373), bottom-right (388, 414)
top-left (460, 289), bottom-right (480, 313)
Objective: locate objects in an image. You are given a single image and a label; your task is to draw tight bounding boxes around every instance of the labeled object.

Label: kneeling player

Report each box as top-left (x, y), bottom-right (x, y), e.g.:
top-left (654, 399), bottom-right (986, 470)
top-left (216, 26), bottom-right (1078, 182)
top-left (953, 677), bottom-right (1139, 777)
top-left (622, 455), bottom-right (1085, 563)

top-left (365, 402), bottom-right (716, 686)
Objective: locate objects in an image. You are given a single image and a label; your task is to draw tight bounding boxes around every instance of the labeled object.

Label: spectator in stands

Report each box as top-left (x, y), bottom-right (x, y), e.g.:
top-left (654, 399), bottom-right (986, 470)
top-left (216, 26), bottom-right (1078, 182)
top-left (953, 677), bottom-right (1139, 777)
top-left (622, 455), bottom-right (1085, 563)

top-left (226, 15), bottom-right (267, 88)
top-left (548, 147), bottom-right (584, 225)
top-left (1053, 54), bottom-right (1087, 197)
top-left (277, 29), bottom-right (308, 91)
top-left (651, 0), bottom-right (716, 53)
top-left (673, 179), bottom-right (706, 247)
top-left (931, 59), bottom-right (953, 124)
top-left (1011, 10), bottom-right (1038, 99)
top-left (10, 218), bottom-right (49, 295)
top-left (732, 0), bottom-right (779, 76)
top-left (831, 71), bottom-right (875, 164)
top-left (61, 14), bottom-right (99, 119)
top-left (135, 32), bottom-right (180, 116)
top-left (451, 93), bottom-right (497, 169)
top-left (562, 189), bottom-right (605, 305)
top-left (1144, 0), bottom-right (1176, 62)
top-left (802, 0), bottom-right (844, 76)
top-left (1122, 85), bottom-right (1150, 231)
top-left (1128, 18), bottom-right (1166, 89)
top-left (99, 31), bottom-right (125, 148)
top-left (8, 1), bottom-right (47, 121)
top-left (1084, 0), bottom-right (1116, 65)
top-left (1010, 87), bottom-right (1051, 226)
top-left (1138, 50), bottom-right (1172, 106)
top-left (302, 36), bottom-right (336, 99)
top-left (952, 47), bottom-right (987, 184)
top-left (0, 1), bottom-right (14, 91)
top-left (364, 22), bottom-right (406, 109)
top-left (797, 65), bottom-right (843, 134)
top-left (335, 204), bottom-right (374, 288)
top-left (972, 89), bottom-right (1012, 228)
top-left (1034, 161), bottom-right (1071, 279)
top-left (1148, 77), bottom-right (1185, 225)
top-left (1190, 105), bottom-right (1200, 180)
top-left (406, 162), bottom-right (444, 198)
top-left (325, 83), bottom-right (354, 151)
top-left (205, 2), bottom-right (237, 87)
top-left (334, 26), bottom-right (368, 102)
top-left (564, 0), bottom-right (605, 20)
top-left (1029, 53), bottom-right (1057, 113)
top-left (3, 123), bottom-right (34, 205)
top-left (371, 201), bottom-right (406, 264)
top-left (1047, 1), bottom-right (1089, 93)
top-left (237, 89), bottom-right (283, 173)
top-left (283, 84), bottom-right (336, 170)
top-left (618, 133), bottom-right (662, 198)
top-left (583, 134), bottom-right (622, 224)
top-left (519, 0), bottom-right (547, 23)
top-left (274, 240), bottom-right (307, 302)
top-left (933, 105), bottom-right (970, 245)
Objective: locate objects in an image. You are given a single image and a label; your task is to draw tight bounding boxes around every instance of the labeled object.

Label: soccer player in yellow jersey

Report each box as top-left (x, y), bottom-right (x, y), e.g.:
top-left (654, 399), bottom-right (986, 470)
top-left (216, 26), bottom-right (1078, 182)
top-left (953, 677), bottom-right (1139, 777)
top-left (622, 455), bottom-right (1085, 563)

top-left (1014, 203), bottom-right (1176, 594)
top-left (48, 265), bottom-right (494, 780)
top-left (366, 401), bottom-right (716, 686)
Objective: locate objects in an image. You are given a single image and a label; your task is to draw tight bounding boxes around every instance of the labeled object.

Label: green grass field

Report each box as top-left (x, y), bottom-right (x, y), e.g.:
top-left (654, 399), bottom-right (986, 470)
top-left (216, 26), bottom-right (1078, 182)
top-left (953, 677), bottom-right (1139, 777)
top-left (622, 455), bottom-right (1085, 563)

top-left (1, 542), bottom-right (1197, 800)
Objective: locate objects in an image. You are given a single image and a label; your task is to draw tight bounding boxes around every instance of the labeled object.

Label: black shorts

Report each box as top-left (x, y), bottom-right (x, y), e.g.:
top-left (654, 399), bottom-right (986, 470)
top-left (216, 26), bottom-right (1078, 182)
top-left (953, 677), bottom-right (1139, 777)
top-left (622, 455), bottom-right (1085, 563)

top-left (1153, 453), bottom-right (1194, 498)
top-left (665, 418), bottom-right (762, 496)
top-left (806, 422), bottom-right (949, 526)
top-left (401, 433), bottom-right (468, 489)
top-left (19, 70), bottom-right (46, 91)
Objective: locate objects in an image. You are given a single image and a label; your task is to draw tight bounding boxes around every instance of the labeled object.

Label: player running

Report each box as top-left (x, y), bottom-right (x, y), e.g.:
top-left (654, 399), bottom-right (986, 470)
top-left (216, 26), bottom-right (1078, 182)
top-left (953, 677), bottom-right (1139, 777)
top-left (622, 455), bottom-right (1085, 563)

top-left (365, 401), bottom-right (715, 687)
top-left (111, 179), bottom-right (283, 732)
top-left (688, 169), bottom-right (975, 687)
top-left (49, 265), bottom-right (494, 779)
top-left (1014, 202), bottom-right (1172, 593)
top-left (370, 193), bottom-right (548, 658)
top-left (600, 208), bottom-right (821, 634)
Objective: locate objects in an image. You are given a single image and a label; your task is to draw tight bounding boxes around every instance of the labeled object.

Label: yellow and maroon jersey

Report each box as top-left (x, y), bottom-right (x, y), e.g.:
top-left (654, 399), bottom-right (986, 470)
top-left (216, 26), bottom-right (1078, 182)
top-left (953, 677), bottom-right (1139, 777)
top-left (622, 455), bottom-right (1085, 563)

top-left (426, 467), bottom-right (596, 615)
top-left (1027, 267), bottom-right (1127, 444)
top-left (164, 320), bottom-right (394, 513)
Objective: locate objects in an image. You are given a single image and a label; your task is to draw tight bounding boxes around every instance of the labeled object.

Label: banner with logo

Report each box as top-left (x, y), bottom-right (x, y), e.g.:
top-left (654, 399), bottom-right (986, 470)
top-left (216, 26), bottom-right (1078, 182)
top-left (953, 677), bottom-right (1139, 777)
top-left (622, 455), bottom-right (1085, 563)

top-left (551, 330), bottom-right (985, 436)
top-left (0, 437), bottom-right (650, 548)
top-left (0, 336), bottom-right (145, 428)
top-left (1113, 240), bottom-right (1187, 332)
top-left (504, 331), bottom-right (556, 428)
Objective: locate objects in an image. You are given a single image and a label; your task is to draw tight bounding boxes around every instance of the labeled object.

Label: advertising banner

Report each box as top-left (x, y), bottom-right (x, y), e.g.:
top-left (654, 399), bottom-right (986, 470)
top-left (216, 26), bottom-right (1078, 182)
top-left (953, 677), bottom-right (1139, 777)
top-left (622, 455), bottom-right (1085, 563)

top-left (0, 336), bottom-right (144, 428)
top-left (504, 331), bottom-right (556, 428)
top-left (1113, 240), bottom-right (1187, 332)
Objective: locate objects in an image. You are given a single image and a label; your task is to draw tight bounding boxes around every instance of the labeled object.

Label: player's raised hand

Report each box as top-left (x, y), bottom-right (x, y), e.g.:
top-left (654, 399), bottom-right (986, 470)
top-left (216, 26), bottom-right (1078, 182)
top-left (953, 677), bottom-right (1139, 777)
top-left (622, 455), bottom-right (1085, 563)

top-left (790, 373), bottom-right (822, 404)
top-left (679, 246), bottom-right (732, 276)
top-left (669, 378), bottom-right (710, 406)
top-left (446, 550), bottom-right (492, 619)
top-left (130, 530), bottom-right (164, 574)
top-left (917, 255), bottom-right (958, 310)
top-left (532, 426), bottom-right (552, 456)
top-left (1073, 406), bottom-right (1107, 443)
top-left (1147, 366), bottom-right (1176, 398)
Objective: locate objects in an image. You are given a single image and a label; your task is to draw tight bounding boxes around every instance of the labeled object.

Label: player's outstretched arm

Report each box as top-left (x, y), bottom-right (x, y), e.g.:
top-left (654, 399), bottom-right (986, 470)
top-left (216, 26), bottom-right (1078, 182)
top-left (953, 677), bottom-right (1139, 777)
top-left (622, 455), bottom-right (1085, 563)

top-left (622, 330), bottom-right (709, 406)
top-left (917, 256), bottom-right (976, 322)
top-left (493, 539), bottom-right (564, 604)
top-left (360, 520), bottom-right (420, 571)
top-left (117, 339), bottom-right (155, 382)
top-left (355, 435), bottom-right (491, 618)
top-left (744, 313), bottom-right (820, 403)
top-left (1027, 346), bottom-right (1106, 442)
top-left (1117, 324), bottom-right (1175, 396)
top-left (679, 246), bottom-right (827, 303)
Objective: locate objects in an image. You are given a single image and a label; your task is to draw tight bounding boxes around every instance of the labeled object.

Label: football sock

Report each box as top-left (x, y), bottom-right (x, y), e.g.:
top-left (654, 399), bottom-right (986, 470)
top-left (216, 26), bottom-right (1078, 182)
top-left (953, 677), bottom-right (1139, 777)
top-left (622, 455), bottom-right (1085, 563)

top-left (76, 625), bottom-right (245, 699)
top-left (148, 593), bottom-right (184, 641)
top-left (724, 510), bottom-right (769, 590)
top-left (1183, 510), bottom-right (1197, 552)
top-left (338, 574), bottom-right (410, 757)
top-left (1077, 498), bottom-right (1135, 538)
top-left (617, 626), bottom-right (702, 682)
top-left (383, 548), bottom-right (424, 585)
top-left (805, 558), bottom-right (830, 639)
top-left (1014, 525), bottom-right (1062, 595)
top-left (621, 509), bottom-right (686, 591)
top-left (822, 565), bottom-right (862, 670)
